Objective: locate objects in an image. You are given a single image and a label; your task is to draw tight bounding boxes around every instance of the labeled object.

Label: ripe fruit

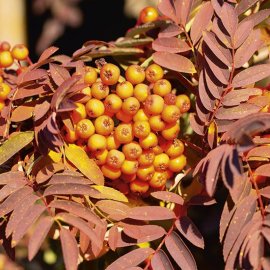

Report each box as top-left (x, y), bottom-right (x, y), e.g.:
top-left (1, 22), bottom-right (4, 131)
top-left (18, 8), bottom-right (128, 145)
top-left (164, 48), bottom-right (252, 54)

top-left (130, 180), bottom-right (149, 194)
top-left (100, 63), bottom-right (120, 85)
top-left (88, 134), bottom-right (107, 151)
top-left (152, 145), bottom-right (163, 155)
top-left (137, 165), bottom-right (155, 181)
top-left (11, 44), bottom-right (29, 60)
top-left (84, 66), bottom-right (98, 85)
top-left (94, 115), bottom-right (114, 136)
top-left (139, 132), bottom-right (158, 149)
top-left (0, 51), bottom-right (13, 67)
top-left (175, 94), bottom-right (191, 113)
top-left (138, 150), bottom-right (155, 166)
top-left (86, 99), bottom-right (105, 118)
top-left (106, 135), bottom-right (121, 150)
top-left (0, 83), bottom-right (11, 100)
top-left (145, 64), bottom-right (164, 83)
top-left (106, 149), bottom-right (125, 169)
top-left (71, 102), bottom-right (87, 124)
top-left (149, 115), bottom-right (166, 132)
top-left (125, 64), bottom-right (145, 85)
top-left (122, 142), bottom-right (142, 160)
top-left (153, 153), bottom-right (170, 171)
top-left (116, 110), bottom-right (133, 123)
top-left (101, 165), bottom-right (121, 180)
top-left (149, 171), bottom-right (168, 188)
top-left (91, 81), bottom-right (109, 99)
top-left (75, 119), bottom-right (95, 139)
top-left (62, 126), bottom-right (78, 143)
top-left (104, 94), bottom-right (122, 113)
top-left (133, 109), bottom-right (149, 122)
top-left (139, 6), bottom-right (159, 24)
top-left (161, 122), bottom-right (180, 140)
top-left (0, 41), bottom-right (11, 51)
top-left (94, 149), bottom-right (108, 165)
top-left (161, 105), bottom-right (181, 123)
top-left (165, 139), bottom-right (184, 158)
top-left (115, 123), bottom-right (133, 144)
top-left (168, 155), bottom-right (187, 172)
top-left (144, 95), bottom-right (164, 115)
top-left (164, 93), bottom-right (176, 105)
top-left (121, 160), bottom-right (139, 175)
top-left (153, 79), bottom-right (171, 96)
top-left (121, 97), bottom-right (140, 115)
top-left (133, 121), bottom-right (151, 139)
top-left (133, 83), bottom-right (149, 102)
top-left (121, 173), bottom-right (136, 183)
top-left (116, 81), bottom-right (134, 99)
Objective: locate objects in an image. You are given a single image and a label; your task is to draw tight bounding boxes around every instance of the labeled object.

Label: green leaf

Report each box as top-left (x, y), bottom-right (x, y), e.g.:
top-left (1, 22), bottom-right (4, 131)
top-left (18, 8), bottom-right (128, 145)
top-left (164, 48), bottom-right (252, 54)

top-left (65, 144), bottom-right (104, 185)
top-left (0, 132), bottom-right (34, 166)
top-left (92, 185), bottom-right (128, 202)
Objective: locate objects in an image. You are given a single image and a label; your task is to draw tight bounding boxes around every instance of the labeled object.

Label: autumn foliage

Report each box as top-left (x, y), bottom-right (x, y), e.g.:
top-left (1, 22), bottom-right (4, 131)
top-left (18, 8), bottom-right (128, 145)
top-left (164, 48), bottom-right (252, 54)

top-left (0, 0), bottom-right (270, 269)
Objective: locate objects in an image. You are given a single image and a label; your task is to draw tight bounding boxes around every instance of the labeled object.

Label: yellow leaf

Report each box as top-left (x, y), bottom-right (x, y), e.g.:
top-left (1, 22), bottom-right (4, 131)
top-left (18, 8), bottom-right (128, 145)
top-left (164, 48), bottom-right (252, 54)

top-left (92, 185), bottom-right (128, 202)
top-left (48, 150), bottom-right (62, 163)
top-left (65, 144), bottom-right (104, 185)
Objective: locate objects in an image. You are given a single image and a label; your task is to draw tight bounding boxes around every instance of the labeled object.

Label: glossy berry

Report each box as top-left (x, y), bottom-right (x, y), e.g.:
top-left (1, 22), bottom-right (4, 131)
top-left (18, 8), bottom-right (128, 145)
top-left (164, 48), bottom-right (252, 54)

top-left (152, 145), bottom-right (163, 155)
top-left (106, 135), bottom-right (121, 150)
top-left (165, 139), bottom-right (184, 158)
top-left (121, 160), bottom-right (139, 175)
top-left (122, 97), bottom-right (140, 115)
top-left (138, 150), bottom-right (155, 166)
top-left (137, 165), bottom-right (155, 181)
top-left (62, 125), bottom-right (78, 143)
top-left (144, 95), bottom-right (164, 115)
top-left (149, 115), bottom-right (166, 132)
top-left (94, 149), bottom-right (108, 165)
top-left (175, 94), bottom-right (191, 113)
top-left (130, 180), bottom-right (149, 194)
top-left (106, 149), bottom-right (125, 169)
top-left (94, 115), bottom-right (114, 136)
top-left (133, 120), bottom-right (151, 139)
top-left (91, 81), bottom-right (109, 99)
top-left (88, 134), bottom-right (107, 151)
top-left (0, 100), bottom-right (5, 111)
top-left (71, 102), bottom-right (87, 124)
top-left (133, 109), bottom-right (149, 122)
top-left (149, 171), bottom-right (168, 188)
top-left (115, 110), bottom-right (133, 123)
top-left (100, 63), bottom-right (120, 85)
top-left (101, 165), bottom-right (121, 180)
top-left (153, 153), bottom-right (170, 171)
top-left (161, 105), bottom-right (181, 123)
top-left (161, 122), bottom-right (180, 140)
top-left (114, 123), bottom-right (133, 144)
top-left (139, 6), bottom-right (159, 24)
top-left (11, 44), bottom-right (29, 60)
top-left (0, 83), bottom-right (11, 100)
top-left (86, 99), bottom-right (105, 118)
top-left (125, 64), bottom-right (145, 85)
top-left (122, 142), bottom-right (142, 160)
top-left (168, 155), bottom-right (187, 172)
top-left (153, 79), bottom-right (171, 96)
top-left (75, 119), bottom-right (95, 139)
top-left (121, 173), bottom-right (136, 183)
top-left (145, 64), bottom-right (164, 83)
top-left (0, 41), bottom-right (11, 51)
top-left (104, 94), bottom-right (122, 113)
top-left (0, 51), bottom-right (13, 68)
top-left (139, 132), bottom-right (158, 149)
top-left (116, 81), bottom-right (134, 99)
top-left (164, 93), bottom-right (176, 105)
top-left (133, 83), bottom-right (149, 102)
top-left (84, 66), bottom-right (98, 86)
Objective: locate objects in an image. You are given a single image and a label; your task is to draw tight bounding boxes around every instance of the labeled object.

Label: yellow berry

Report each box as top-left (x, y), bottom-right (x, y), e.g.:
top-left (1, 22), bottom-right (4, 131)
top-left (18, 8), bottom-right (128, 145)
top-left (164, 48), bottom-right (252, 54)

top-left (138, 150), bottom-right (155, 166)
top-left (133, 83), bottom-right (149, 102)
top-left (168, 155), bottom-right (187, 172)
top-left (130, 180), bottom-right (149, 194)
top-left (0, 83), bottom-right (11, 100)
top-left (125, 64), bottom-right (145, 85)
top-left (94, 149), bottom-right (108, 165)
top-left (91, 81), bottom-right (109, 100)
top-left (144, 94), bottom-right (164, 115)
top-left (114, 123), bottom-right (133, 144)
top-left (165, 139), bottom-right (184, 158)
top-left (84, 66), bottom-right (98, 86)
top-left (133, 121), bottom-right (151, 139)
top-left (149, 115), bottom-right (166, 132)
top-left (133, 109), bottom-right (149, 122)
top-left (100, 63), bottom-right (120, 85)
top-left (122, 142), bottom-right (142, 160)
top-left (137, 165), bottom-right (155, 181)
top-left (153, 153), bottom-right (170, 171)
top-left (122, 97), bottom-right (140, 115)
top-left (161, 122), bottom-right (180, 140)
top-left (75, 119), bottom-right (95, 139)
top-left (116, 81), bottom-right (134, 99)
top-left (71, 102), bottom-right (86, 124)
top-left (0, 51), bottom-right (13, 67)
top-left (106, 149), bottom-right (125, 169)
top-left (121, 160), bottom-right (138, 175)
top-left (88, 134), bottom-right (107, 151)
top-left (101, 164), bottom-right (121, 180)
top-left (153, 79), bottom-right (171, 96)
top-left (139, 132), bottom-right (158, 149)
top-left (145, 63), bottom-right (164, 83)
top-left (149, 171), bottom-right (168, 188)
top-left (86, 99), bottom-right (105, 118)
top-left (104, 94), bottom-right (122, 113)
top-left (161, 105), bottom-right (181, 123)
top-left (115, 109), bottom-right (134, 123)
top-left (94, 115), bottom-right (114, 136)
top-left (106, 135), bottom-right (121, 150)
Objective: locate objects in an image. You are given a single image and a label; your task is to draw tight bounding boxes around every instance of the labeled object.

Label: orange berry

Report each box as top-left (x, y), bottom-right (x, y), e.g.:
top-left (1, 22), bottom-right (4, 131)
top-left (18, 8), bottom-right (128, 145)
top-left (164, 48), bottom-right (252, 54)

top-left (168, 155), bottom-right (187, 172)
top-left (75, 119), bottom-right (95, 139)
top-left (101, 164), bottom-right (121, 180)
top-left (91, 81), bottom-right (109, 99)
top-left (130, 180), bottom-right (149, 194)
top-left (137, 165), bottom-right (155, 181)
top-left (122, 142), bottom-right (142, 160)
top-left (161, 122), bottom-right (180, 140)
top-left (114, 123), bottom-right (133, 144)
top-left (139, 6), bottom-right (159, 24)
top-left (86, 99), bottom-right (105, 118)
top-left (0, 77), bottom-right (3, 83)
top-left (153, 153), bottom-right (170, 171)
top-left (62, 125), bottom-right (78, 143)
top-left (0, 51), bottom-right (13, 68)
top-left (153, 79), bottom-right (171, 96)
top-left (121, 160), bottom-right (138, 175)
top-left (94, 115), bottom-right (114, 136)
top-left (145, 64), bottom-right (164, 83)
top-left (94, 149), bottom-right (108, 165)
top-left (133, 109), bottom-right (149, 122)
top-left (115, 109), bottom-right (133, 123)
top-left (164, 93), bottom-right (176, 105)
top-left (133, 120), bottom-right (151, 139)
top-left (144, 94), bottom-right (164, 115)
top-left (121, 173), bottom-right (136, 183)
top-left (161, 105), bottom-right (181, 123)
top-left (0, 83), bottom-right (11, 100)
top-left (253, 175), bottom-right (267, 184)
top-left (122, 97), bottom-right (140, 115)
top-left (106, 135), bottom-right (120, 150)
top-left (88, 134), bottom-right (107, 151)
top-left (165, 139), bottom-right (184, 158)
top-left (0, 100), bottom-right (5, 110)
top-left (149, 115), bottom-right (166, 132)
top-left (138, 150), bottom-right (155, 166)
top-left (100, 63), bottom-right (120, 85)
top-left (84, 66), bottom-right (98, 86)
top-left (139, 132), bottom-right (158, 149)
top-left (11, 44), bottom-right (29, 60)
top-left (106, 149), bottom-right (125, 169)
top-left (149, 171), bottom-right (168, 188)
top-left (0, 41), bottom-right (11, 51)
top-left (133, 83), bottom-right (149, 102)
top-left (152, 145), bottom-right (163, 155)
top-left (71, 102), bottom-right (86, 124)
top-left (125, 64), bottom-right (145, 85)
top-left (175, 94), bottom-right (191, 113)
top-left (116, 81), bottom-right (134, 99)
top-left (104, 94), bottom-right (122, 113)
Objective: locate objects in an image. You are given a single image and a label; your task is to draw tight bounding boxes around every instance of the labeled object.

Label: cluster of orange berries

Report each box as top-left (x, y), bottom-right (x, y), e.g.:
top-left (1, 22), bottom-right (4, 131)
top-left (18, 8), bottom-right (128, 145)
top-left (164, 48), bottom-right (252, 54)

top-left (63, 62), bottom-right (190, 195)
top-left (0, 77), bottom-right (10, 112)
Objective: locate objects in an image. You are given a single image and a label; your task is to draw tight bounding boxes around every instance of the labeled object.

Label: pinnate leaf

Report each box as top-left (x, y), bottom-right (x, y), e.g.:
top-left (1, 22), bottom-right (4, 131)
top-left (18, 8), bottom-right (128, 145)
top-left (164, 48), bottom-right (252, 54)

top-left (151, 191), bottom-right (184, 205)
top-left (236, 0), bottom-right (259, 15)
top-left (255, 164), bottom-right (270, 178)
top-left (65, 144), bottom-right (104, 185)
top-left (174, 0), bottom-right (193, 26)
top-left (157, 0), bottom-right (177, 22)
top-left (233, 20), bottom-right (254, 48)
top-left (220, 3), bottom-right (238, 36)
top-left (92, 185), bottom-right (128, 202)
top-left (152, 37), bottom-right (190, 53)
top-left (38, 46), bottom-right (59, 63)
top-left (151, 250), bottom-right (174, 270)
top-left (49, 63), bottom-right (71, 86)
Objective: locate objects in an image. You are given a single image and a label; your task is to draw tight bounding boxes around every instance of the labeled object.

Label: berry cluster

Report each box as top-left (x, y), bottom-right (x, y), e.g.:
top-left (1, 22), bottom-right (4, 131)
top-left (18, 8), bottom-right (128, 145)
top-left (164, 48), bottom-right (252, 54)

top-left (63, 62), bottom-right (190, 195)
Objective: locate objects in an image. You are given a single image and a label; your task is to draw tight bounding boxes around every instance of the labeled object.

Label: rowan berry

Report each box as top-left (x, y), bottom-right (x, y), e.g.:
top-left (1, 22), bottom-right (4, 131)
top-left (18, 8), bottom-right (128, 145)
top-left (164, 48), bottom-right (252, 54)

top-left (0, 83), bottom-right (11, 100)
top-left (175, 94), bottom-right (191, 113)
top-left (114, 123), bottom-right (133, 144)
top-left (94, 115), bottom-right (114, 136)
top-left (101, 165), bottom-right (121, 180)
top-left (130, 180), bottom-right (149, 194)
top-left (153, 153), bottom-right (170, 171)
top-left (94, 149), bottom-right (108, 165)
top-left (165, 139), bottom-right (184, 158)
top-left (75, 119), bottom-right (95, 139)
top-left (104, 94), bottom-right (122, 113)
top-left (133, 83), bottom-right (149, 102)
top-left (133, 120), bottom-right (151, 139)
top-left (91, 81), bottom-right (109, 99)
top-left (164, 92), bottom-right (176, 105)
top-left (122, 97), bottom-right (140, 115)
top-left (106, 149), bottom-right (125, 169)
top-left (139, 6), bottom-right (159, 24)
top-left (138, 150), bottom-right (155, 166)
top-left (125, 64), bottom-right (145, 85)
top-left (152, 145), bottom-right (163, 155)
top-left (122, 142), bottom-right (142, 160)
top-left (121, 160), bottom-right (138, 175)
top-left (139, 132), bottom-right (158, 149)
top-left (106, 135), bottom-right (121, 150)
top-left (86, 99), bottom-right (105, 118)
top-left (121, 173), bottom-right (136, 183)
top-left (149, 171), bottom-right (168, 188)
top-left (0, 41), bottom-right (11, 51)
top-left (62, 125), bottom-right (78, 143)
top-left (137, 165), bottom-right (155, 181)
top-left (161, 122), bottom-right (180, 140)
top-left (161, 105), bottom-right (181, 123)
top-left (149, 115), bottom-right (166, 132)
top-left (0, 51), bottom-right (13, 68)
top-left (88, 134), bottom-right (107, 151)
top-left (116, 81), bottom-right (134, 99)
top-left (84, 66), bottom-right (98, 86)
top-left (144, 94), bottom-right (164, 115)
top-left (100, 63), bottom-right (120, 85)
top-left (11, 44), bottom-right (29, 60)
top-left (71, 102), bottom-right (86, 124)
top-left (153, 79), bottom-right (171, 96)
top-left (168, 155), bottom-right (187, 172)
top-left (115, 110), bottom-right (133, 123)
top-left (145, 64), bottom-right (164, 83)
top-left (133, 109), bottom-right (149, 122)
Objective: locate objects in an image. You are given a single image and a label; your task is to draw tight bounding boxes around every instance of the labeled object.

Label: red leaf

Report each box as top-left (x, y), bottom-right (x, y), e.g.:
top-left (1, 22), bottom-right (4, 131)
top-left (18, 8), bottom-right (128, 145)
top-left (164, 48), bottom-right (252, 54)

top-left (34, 100), bottom-right (51, 121)
top-left (11, 103), bottom-right (35, 122)
top-left (158, 23), bottom-right (182, 38)
top-left (60, 227), bottom-right (79, 270)
top-left (151, 191), bottom-right (184, 205)
top-left (17, 69), bottom-right (48, 85)
top-left (198, 72), bottom-right (215, 111)
top-left (189, 113), bottom-right (204, 136)
top-left (220, 3), bottom-right (238, 37)
top-left (153, 51), bottom-right (196, 73)
top-left (0, 171), bottom-right (24, 185)
top-left (106, 248), bottom-right (154, 270)
top-left (233, 20), bottom-right (254, 48)
top-left (241, 9), bottom-right (270, 27)
top-left (174, 0), bottom-right (193, 26)
top-left (175, 216), bottom-right (204, 248)
top-left (232, 64), bottom-right (270, 88)
top-left (236, 0), bottom-right (259, 15)
top-left (190, 2), bottom-right (213, 44)
top-left (50, 63), bottom-right (71, 86)
top-left (157, 0), bottom-right (177, 22)
top-left (152, 37), bottom-right (190, 53)
top-left (212, 18), bottom-right (231, 48)
top-left (28, 216), bottom-right (54, 260)
top-left (38, 46), bottom-right (59, 63)
top-left (151, 250), bottom-right (174, 270)
top-left (127, 206), bottom-right (175, 221)
top-left (256, 164), bottom-right (270, 178)
top-left (247, 146), bottom-right (270, 159)
top-left (165, 231), bottom-right (197, 270)
top-left (48, 172), bottom-right (92, 185)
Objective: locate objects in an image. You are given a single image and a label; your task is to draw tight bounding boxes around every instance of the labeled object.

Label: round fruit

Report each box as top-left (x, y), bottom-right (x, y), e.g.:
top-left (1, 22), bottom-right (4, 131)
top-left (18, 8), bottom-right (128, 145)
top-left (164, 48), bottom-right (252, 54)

top-left (133, 109), bottom-right (149, 122)
top-left (86, 99), bottom-right (105, 118)
top-left (145, 64), bottom-right (164, 83)
top-left (133, 83), bottom-right (149, 102)
top-left (88, 134), bottom-right (107, 151)
top-left (62, 126), bottom-right (78, 143)
top-left (121, 160), bottom-right (139, 175)
top-left (101, 165), bottom-right (121, 180)
top-left (133, 121), bottom-right (151, 139)
top-left (0, 51), bottom-right (13, 68)
top-left (116, 81), bottom-right (134, 99)
top-left (125, 64), bottom-right (145, 85)
top-left (144, 95), bottom-right (164, 115)
top-left (104, 94), bottom-right (122, 113)
top-left (75, 119), bottom-right (95, 139)
top-left (130, 180), bottom-right (149, 194)
top-left (114, 123), bottom-right (133, 144)
top-left (94, 149), bottom-right (108, 165)
top-left (175, 94), bottom-right (191, 113)
top-left (71, 102), bottom-right (86, 124)
top-left (165, 139), bottom-right (184, 158)
top-left (115, 110), bottom-right (133, 123)
top-left (0, 41), bottom-right (11, 51)
top-left (122, 142), bottom-right (142, 160)
top-left (152, 145), bottom-right (163, 155)
top-left (94, 115), bottom-right (114, 136)
top-left (168, 155), bottom-right (187, 172)
top-left (161, 122), bottom-right (180, 140)
top-left (138, 150), bottom-right (155, 166)
top-left (149, 171), bottom-right (168, 188)
top-left (164, 93), bottom-right (176, 105)
top-left (84, 66), bottom-right (98, 85)
top-left (153, 79), bottom-right (171, 96)
top-left (11, 44), bottom-right (29, 60)
top-left (106, 135), bottom-right (121, 150)
top-left (121, 173), bottom-right (136, 183)
top-left (153, 153), bottom-right (170, 171)
top-left (121, 97), bottom-right (140, 115)
top-left (139, 132), bottom-right (158, 149)
top-left (91, 81), bottom-right (109, 99)
top-left (0, 83), bottom-right (11, 100)
top-left (139, 6), bottom-right (159, 24)
top-left (137, 165), bottom-right (155, 181)
top-left (71, 86), bottom-right (92, 104)
top-left (106, 149), bottom-right (125, 169)
top-left (0, 100), bottom-right (5, 111)
top-left (100, 63), bottom-right (120, 85)
top-left (161, 105), bottom-right (181, 123)
top-left (149, 115), bottom-right (166, 132)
